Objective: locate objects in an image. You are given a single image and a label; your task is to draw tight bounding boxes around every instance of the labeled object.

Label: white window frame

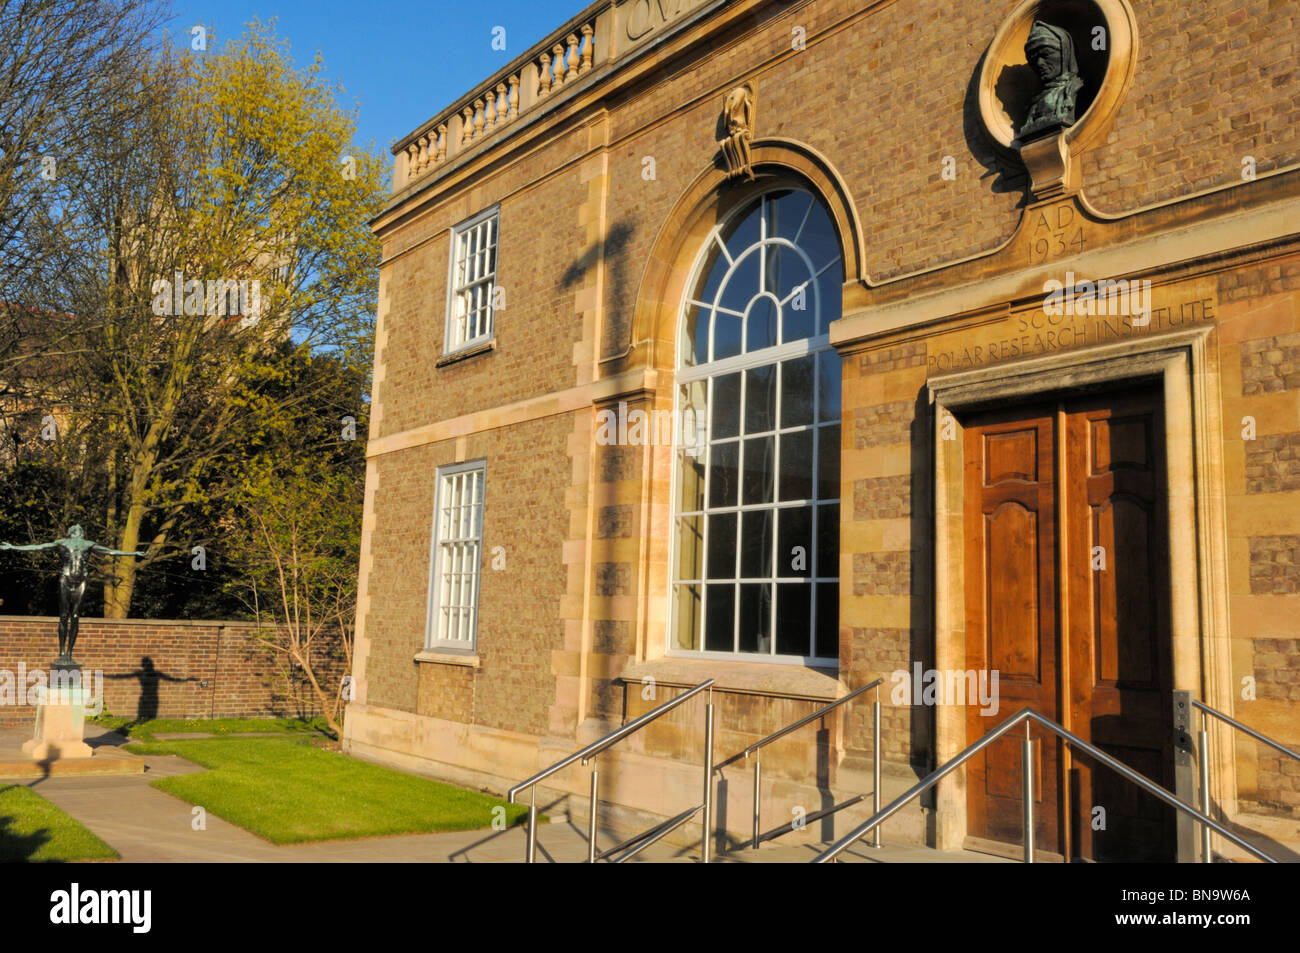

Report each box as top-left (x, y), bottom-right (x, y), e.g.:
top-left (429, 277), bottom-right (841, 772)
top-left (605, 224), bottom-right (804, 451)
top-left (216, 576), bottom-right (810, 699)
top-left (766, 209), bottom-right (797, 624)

top-left (425, 460), bottom-right (487, 651)
top-left (667, 188), bottom-right (842, 667)
top-left (443, 206), bottom-right (500, 355)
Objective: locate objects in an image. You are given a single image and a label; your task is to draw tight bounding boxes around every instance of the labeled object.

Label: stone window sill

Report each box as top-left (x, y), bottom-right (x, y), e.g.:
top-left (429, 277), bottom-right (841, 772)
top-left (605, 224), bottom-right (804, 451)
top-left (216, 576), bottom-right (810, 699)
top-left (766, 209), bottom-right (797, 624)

top-left (619, 657), bottom-right (842, 702)
top-left (436, 339), bottom-right (495, 367)
top-left (414, 649), bottom-right (481, 668)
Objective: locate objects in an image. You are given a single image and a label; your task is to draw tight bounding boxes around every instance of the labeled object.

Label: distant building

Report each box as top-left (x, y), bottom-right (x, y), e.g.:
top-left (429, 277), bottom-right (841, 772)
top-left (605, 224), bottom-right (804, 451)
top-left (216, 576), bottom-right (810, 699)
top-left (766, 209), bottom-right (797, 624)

top-left (345, 0), bottom-right (1300, 861)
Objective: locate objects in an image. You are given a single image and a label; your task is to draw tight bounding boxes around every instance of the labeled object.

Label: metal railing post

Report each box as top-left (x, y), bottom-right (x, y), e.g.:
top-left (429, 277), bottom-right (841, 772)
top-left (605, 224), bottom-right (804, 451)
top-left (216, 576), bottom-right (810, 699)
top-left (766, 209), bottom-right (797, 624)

top-left (588, 766), bottom-right (599, 863)
top-left (1171, 691), bottom-right (1197, 862)
top-left (716, 678), bottom-right (884, 852)
top-left (1198, 711), bottom-right (1212, 864)
top-left (1022, 721), bottom-right (1034, 864)
top-left (702, 700), bottom-right (714, 864)
top-left (527, 786), bottom-right (537, 864)
top-left (871, 691), bottom-right (882, 848)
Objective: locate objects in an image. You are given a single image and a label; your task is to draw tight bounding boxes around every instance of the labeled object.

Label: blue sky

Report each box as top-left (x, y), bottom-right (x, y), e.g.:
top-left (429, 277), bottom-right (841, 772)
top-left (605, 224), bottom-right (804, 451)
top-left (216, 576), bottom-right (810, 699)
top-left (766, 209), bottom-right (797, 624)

top-left (163, 0), bottom-right (578, 163)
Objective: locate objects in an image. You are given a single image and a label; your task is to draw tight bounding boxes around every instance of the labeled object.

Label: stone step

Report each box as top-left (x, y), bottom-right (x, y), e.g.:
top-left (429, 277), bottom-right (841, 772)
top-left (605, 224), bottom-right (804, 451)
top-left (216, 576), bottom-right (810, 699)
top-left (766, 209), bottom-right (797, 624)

top-left (1209, 811), bottom-right (1300, 863)
top-left (0, 747), bottom-right (145, 779)
top-left (713, 840), bottom-right (1014, 863)
top-left (510, 820), bottom-right (1013, 863)
top-left (0, 726), bottom-right (145, 779)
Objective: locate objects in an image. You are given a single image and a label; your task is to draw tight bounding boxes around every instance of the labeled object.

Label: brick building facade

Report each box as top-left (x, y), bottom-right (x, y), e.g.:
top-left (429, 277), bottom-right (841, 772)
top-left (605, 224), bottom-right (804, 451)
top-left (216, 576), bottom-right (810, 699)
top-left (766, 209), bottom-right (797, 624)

top-left (345, 0), bottom-right (1300, 861)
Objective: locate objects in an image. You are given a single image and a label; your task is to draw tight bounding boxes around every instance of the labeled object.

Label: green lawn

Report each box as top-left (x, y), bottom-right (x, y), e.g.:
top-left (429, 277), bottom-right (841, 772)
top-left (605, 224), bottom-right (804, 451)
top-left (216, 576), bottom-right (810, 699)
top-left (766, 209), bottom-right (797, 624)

top-left (0, 785), bottom-right (119, 862)
top-left (124, 736), bottom-right (531, 844)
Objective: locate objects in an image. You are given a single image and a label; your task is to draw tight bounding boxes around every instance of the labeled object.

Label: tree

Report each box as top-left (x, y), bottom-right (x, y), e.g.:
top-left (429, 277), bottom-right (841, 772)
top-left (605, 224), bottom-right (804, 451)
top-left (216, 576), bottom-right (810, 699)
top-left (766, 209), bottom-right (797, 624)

top-left (14, 20), bottom-right (384, 616)
top-left (223, 352), bottom-right (367, 738)
top-left (0, 1), bottom-right (166, 404)
top-left (0, 0), bottom-right (164, 289)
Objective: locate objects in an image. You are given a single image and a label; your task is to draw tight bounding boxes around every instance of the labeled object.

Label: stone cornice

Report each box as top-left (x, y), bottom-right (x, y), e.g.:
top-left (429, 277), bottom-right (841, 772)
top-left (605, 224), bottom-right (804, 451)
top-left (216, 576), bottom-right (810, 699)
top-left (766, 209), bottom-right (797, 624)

top-left (619, 657), bottom-right (844, 701)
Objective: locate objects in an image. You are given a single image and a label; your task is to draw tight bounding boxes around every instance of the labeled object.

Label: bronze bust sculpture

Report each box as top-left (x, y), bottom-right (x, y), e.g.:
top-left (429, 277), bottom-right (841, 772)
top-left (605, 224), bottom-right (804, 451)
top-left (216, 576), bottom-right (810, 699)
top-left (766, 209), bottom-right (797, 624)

top-left (1, 525), bottom-right (146, 667)
top-left (1020, 20), bottom-right (1085, 141)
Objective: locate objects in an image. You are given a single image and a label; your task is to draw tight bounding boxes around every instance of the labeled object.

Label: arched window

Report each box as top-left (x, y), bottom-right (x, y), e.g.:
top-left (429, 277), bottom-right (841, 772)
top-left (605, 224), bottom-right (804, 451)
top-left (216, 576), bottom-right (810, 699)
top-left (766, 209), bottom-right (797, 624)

top-left (671, 188), bottom-right (842, 664)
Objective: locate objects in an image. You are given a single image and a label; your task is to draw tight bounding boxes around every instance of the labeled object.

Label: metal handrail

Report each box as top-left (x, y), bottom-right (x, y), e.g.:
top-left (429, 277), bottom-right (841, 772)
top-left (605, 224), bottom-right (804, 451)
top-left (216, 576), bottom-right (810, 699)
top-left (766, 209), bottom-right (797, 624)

top-left (507, 679), bottom-right (715, 863)
top-left (753, 794), bottom-right (864, 847)
top-left (610, 805), bottom-right (703, 863)
top-left (1192, 699), bottom-right (1300, 762)
top-left (1192, 698), bottom-right (1299, 864)
top-left (507, 679), bottom-right (714, 801)
top-left (713, 678), bottom-right (883, 851)
top-left (721, 678), bottom-right (884, 765)
top-left (812, 707), bottom-right (1278, 864)
top-left (595, 809), bottom-right (688, 862)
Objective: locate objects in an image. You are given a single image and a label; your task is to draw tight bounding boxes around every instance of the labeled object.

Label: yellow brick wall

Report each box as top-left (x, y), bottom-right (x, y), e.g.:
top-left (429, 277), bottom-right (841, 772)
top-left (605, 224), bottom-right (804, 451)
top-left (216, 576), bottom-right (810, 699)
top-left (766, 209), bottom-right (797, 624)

top-left (364, 414), bottom-right (571, 737)
top-left (1217, 258), bottom-right (1300, 815)
top-left (374, 128), bottom-right (590, 435)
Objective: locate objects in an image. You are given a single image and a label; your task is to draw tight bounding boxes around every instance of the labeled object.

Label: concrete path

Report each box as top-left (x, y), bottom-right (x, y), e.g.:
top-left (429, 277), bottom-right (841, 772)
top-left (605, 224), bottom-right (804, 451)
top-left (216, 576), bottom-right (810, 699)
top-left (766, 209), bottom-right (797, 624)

top-left (19, 765), bottom-right (696, 862)
top-left (1, 727), bottom-right (1007, 863)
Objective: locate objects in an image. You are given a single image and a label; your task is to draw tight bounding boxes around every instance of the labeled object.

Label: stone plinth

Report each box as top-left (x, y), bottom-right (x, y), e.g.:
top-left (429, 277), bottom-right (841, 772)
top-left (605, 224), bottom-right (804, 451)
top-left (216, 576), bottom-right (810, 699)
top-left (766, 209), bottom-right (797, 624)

top-left (23, 684), bottom-right (94, 760)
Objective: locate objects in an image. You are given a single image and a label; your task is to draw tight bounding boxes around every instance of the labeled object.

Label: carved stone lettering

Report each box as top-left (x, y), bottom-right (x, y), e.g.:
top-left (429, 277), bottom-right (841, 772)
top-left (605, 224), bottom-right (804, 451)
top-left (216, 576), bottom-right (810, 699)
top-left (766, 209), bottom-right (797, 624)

top-left (1029, 203), bottom-right (1085, 263)
top-left (626, 0), bottom-right (692, 42)
top-left (926, 297), bottom-right (1217, 374)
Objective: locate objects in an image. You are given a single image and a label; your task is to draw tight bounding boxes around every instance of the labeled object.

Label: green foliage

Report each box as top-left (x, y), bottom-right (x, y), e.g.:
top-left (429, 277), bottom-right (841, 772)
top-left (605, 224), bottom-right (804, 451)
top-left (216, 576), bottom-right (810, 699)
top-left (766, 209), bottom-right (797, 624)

top-left (216, 346), bottom-right (366, 732)
top-left (122, 737), bottom-right (531, 844)
top-left (0, 462), bottom-right (80, 615)
top-left (0, 19), bottom-right (381, 618)
top-left (0, 785), bottom-right (120, 862)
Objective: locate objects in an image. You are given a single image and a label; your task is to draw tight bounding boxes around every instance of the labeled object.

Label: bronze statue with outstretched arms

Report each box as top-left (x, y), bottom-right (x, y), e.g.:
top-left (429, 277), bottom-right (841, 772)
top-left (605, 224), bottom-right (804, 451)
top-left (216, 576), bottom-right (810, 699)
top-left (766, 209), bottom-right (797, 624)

top-left (0, 525), bottom-right (147, 665)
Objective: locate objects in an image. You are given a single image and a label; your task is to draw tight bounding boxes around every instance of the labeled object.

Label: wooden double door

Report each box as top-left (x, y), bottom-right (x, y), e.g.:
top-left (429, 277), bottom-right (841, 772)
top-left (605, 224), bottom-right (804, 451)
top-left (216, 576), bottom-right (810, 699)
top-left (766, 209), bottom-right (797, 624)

top-left (962, 387), bottom-right (1175, 862)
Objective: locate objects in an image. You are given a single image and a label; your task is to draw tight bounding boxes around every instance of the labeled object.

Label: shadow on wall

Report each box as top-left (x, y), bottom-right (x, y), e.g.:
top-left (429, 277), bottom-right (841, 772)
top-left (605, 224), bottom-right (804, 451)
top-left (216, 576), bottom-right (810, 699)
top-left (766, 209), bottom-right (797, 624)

top-left (962, 49), bottom-right (1031, 206)
top-left (909, 392), bottom-right (936, 789)
top-left (560, 219), bottom-right (635, 291)
top-left (268, 646), bottom-right (347, 720)
top-left (105, 656), bottom-right (196, 724)
top-left (559, 219), bottom-right (636, 361)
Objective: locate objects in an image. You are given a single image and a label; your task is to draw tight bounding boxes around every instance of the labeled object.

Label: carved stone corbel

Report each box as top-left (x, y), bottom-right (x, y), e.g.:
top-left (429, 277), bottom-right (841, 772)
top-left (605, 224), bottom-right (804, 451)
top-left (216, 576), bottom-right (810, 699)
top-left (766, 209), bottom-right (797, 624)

top-left (718, 83), bottom-right (756, 182)
top-left (1019, 130), bottom-right (1078, 200)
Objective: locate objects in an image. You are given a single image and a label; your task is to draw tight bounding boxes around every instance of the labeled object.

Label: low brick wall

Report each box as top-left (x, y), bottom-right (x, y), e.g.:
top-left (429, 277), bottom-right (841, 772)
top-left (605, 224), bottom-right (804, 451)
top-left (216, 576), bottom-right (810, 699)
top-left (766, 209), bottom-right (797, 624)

top-left (0, 616), bottom-right (347, 726)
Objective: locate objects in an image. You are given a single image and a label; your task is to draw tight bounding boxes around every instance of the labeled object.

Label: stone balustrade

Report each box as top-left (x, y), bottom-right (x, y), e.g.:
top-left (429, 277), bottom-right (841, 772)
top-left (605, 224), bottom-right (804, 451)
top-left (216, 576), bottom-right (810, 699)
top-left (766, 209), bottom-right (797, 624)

top-left (390, 0), bottom-right (722, 193)
top-left (535, 24), bottom-right (595, 100)
top-left (393, 8), bottom-right (606, 192)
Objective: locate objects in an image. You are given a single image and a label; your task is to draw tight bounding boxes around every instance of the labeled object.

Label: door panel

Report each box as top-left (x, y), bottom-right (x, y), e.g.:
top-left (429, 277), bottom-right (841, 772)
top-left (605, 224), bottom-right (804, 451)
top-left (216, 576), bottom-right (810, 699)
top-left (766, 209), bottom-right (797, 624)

top-left (1091, 498), bottom-right (1155, 685)
top-left (1066, 394), bottom-right (1174, 862)
top-left (986, 502), bottom-right (1042, 680)
top-left (963, 389), bottom-right (1174, 862)
top-left (963, 409), bottom-right (1062, 855)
